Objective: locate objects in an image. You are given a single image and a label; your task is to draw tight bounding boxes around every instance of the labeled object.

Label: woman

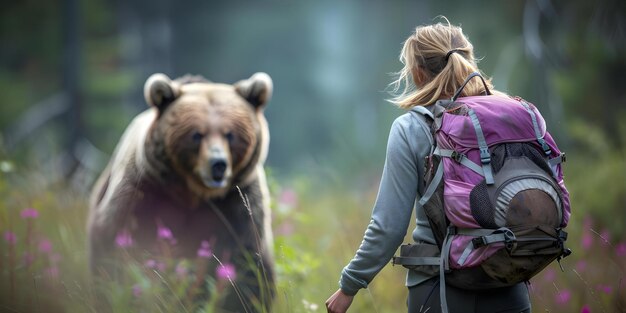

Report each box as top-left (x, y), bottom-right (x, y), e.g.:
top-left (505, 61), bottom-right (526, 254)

top-left (325, 20), bottom-right (532, 313)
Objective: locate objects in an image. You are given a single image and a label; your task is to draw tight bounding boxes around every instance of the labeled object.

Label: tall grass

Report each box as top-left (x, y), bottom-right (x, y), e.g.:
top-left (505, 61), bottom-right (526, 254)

top-left (0, 135), bottom-right (625, 313)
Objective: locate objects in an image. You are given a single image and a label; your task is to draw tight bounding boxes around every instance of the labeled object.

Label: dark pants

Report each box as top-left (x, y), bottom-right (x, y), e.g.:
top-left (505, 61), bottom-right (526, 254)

top-left (407, 277), bottom-right (531, 313)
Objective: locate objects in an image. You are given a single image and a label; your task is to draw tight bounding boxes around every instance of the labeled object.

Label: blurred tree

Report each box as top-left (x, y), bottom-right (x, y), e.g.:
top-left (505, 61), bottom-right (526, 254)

top-left (0, 0), bottom-right (625, 180)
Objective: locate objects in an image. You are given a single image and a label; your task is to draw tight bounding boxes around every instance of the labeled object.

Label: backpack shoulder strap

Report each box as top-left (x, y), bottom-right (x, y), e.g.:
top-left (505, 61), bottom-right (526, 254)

top-left (411, 105), bottom-right (434, 121)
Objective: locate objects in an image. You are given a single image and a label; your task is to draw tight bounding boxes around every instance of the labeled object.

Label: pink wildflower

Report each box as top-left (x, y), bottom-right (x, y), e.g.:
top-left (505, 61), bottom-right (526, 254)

top-left (4, 231), bottom-right (17, 245)
top-left (144, 259), bottom-right (157, 269)
top-left (615, 242), bottom-right (626, 256)
top-left (157, 261), bottom-right (166, 272)
top-left (581, 304), bottom-right (591, 313)
top-left (596, 284), bottom-right (613, 294)
top-left (157, 225), bottom-right (173, 240)
top-left (197, 240), bottom-right (212, 258)
top-left (44, 266), bottom-right (59, 278)
top-left (20, 208), bottom-right (39, 219)
top-left (581, 232), bottom-right (593, 249)
top-left (279, 188), bottom-right (298, 208)
top-left (555, 289), bottom-right (571, 305)
top-left (216, 263), bottom-right (237, 281)
top-left (132, 284), bottom-right (142, 297)
top-left (115, 230), bottom-right (133, 248)
top-left (38, 239), bottom-right (53, 253)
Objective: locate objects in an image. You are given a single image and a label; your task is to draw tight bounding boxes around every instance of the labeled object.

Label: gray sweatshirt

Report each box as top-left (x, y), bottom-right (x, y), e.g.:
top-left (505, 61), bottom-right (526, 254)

top-left (339, 107), bottom-right (437, 296)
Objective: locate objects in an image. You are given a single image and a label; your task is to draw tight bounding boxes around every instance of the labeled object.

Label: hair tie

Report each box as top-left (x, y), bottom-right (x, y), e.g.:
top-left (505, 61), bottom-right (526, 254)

top-left (445, 49), bottom-right (462, 62)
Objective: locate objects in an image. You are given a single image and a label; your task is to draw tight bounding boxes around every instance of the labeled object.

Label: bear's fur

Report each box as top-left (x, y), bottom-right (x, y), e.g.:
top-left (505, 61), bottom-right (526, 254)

top-left (87, 72), bottom-right (274, 312)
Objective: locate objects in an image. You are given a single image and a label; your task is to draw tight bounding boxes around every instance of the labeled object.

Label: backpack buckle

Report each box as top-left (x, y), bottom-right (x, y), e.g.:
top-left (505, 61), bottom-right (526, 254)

top-left (472, 237), bottom-right (486, 248)
top-left (479, 147), bottom-right (491, 164)
top-left (450, 151), bottom-right (465, 163)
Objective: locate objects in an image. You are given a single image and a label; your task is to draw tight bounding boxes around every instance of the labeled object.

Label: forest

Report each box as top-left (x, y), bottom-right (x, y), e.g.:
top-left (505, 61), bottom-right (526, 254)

top-left (0, 0), bottom-right (625, 312)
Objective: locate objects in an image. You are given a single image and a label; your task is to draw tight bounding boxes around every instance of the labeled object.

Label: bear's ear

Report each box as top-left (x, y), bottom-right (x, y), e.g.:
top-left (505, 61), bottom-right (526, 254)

top-left (144, 73), bottom-right (180, 112)
top-left (234, 72), bottom-right (273, 110)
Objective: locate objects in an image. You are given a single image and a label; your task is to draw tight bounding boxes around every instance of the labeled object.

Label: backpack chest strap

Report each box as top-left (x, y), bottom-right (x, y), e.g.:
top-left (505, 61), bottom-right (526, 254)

top-left (434, 147), bottom-right (484, 176)
top-left (467, 109), bottom-right (495, 185)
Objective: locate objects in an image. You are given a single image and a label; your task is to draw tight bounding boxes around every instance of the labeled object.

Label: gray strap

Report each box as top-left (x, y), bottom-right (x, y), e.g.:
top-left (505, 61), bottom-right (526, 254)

top-left (411, 105), bottom-right (434, 120)
top-left (548, 154), bottom-right (563, 167)
top-left (519, 100), bottom-right (551, 156)
top-left (439, 227), bottom-right (455, 313)
top-left (409, 108), bottom-right (436, 157)
top-left (456, 227), bottom-right (517, 266)
top-left (457, 241), bottom-right (474, 266)
top-left (435, 148), bottom-right (484, 176)
top-left (480, 233), bottom-right (509, 245)
top-left (393, 256), bottom-right (440, 266)
top-left (418, 161), bottom-right (443, 206)
top-left (467, 109), bottom-right (494, 184)
top-left (548, 153), bottom-right (565, 177)
top-left (516, 237), bottom-right (558, 242)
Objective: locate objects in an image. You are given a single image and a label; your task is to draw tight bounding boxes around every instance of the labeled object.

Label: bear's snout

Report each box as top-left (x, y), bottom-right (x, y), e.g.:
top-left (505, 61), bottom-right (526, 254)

top-left (210, 158), bottom-right (227, 182)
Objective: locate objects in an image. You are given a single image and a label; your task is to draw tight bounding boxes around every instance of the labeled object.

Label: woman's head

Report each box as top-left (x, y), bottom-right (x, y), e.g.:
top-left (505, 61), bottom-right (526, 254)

top-left (389, 18), bottom-right (497, 109)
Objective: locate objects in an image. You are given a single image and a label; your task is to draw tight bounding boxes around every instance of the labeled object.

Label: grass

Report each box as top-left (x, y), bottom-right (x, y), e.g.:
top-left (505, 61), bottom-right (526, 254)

top-left (0, 153), bottom-right (625, 313)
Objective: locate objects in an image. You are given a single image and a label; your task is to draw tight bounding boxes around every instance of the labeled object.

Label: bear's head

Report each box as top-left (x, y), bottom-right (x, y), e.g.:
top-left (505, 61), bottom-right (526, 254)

top-left (143, 73), bottom-right (272, 198)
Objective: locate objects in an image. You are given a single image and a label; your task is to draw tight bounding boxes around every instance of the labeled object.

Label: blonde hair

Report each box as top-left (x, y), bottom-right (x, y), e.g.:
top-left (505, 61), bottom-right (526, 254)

top-left (388, 19), bottom-right (502, 109)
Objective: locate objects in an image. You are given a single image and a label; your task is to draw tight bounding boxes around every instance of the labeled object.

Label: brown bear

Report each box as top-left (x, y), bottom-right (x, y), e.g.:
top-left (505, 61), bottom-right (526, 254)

top-left (87, 72), bottom-right (274, 312)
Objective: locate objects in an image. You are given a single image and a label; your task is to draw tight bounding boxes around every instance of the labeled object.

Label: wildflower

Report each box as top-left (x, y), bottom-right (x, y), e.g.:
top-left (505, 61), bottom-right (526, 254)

top-left (4, 231), bottom-right (17, 245)
top-left (216, 263), bottom-right (236, 281)
top-left (581, 304), bottom-right (591, 313)
top-left (197, 240), bottom-right (212, 258)
top-left (555, 289), bottom-right (571, 305)
top-left (115, 229), bottom-right (133, 248)
top-left (157, 225), bottom-right (173, 240)
top-left (157, 261), bottom-right (166, 272)
top-left (615, 242), bottom-right (626, 256)
top-left (20, 208), bottom-right (39, 219)
top-left (596, 284), bottom-right (612, 294)
top-left (132, 284), bottom-right (142, 297)
top-left (581, 232), bottom-right (593, 250)
top-left (144, 259), bottom-right (157, 269)
top-left (279, 188), bottom-right (298, 208)
top-left (44, 266), bottom-right (59, 279)
top-left (38, 239), bottom-right (53, 253)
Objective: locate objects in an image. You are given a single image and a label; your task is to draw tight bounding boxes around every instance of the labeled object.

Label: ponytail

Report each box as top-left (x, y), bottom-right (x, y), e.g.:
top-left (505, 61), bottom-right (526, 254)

top-left (388, 19), bottom-right (503, 109)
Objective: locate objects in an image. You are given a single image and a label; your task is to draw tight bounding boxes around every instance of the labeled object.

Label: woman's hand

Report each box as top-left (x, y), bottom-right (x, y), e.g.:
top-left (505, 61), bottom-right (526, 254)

top-left (325, 289), bottom-right (354, 313)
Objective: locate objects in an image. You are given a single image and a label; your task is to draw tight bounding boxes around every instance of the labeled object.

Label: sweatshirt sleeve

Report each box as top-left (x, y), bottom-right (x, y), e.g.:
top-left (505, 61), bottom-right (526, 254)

top-left (339, 113), bottom-right (429, 295)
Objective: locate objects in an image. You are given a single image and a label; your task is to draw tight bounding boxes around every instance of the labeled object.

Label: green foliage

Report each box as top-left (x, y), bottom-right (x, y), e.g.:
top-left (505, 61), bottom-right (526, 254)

top-left (565, 118), bottom-right (626, 238)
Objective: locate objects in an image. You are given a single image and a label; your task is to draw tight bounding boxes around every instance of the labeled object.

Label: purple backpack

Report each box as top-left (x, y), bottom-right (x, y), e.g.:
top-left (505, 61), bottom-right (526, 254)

top-left (393, 73), bottom-right (571, 312)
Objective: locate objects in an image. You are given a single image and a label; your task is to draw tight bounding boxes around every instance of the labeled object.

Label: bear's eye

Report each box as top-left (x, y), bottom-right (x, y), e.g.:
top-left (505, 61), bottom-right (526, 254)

top-left (191, 131), bottom-right (204, 143)
top-left (225, 132), bottom-right (235, 143)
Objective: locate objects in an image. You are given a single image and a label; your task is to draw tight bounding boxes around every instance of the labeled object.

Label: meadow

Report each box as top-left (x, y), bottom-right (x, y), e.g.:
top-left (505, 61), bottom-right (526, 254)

top-left (0, 130), bottom-right (625, 313)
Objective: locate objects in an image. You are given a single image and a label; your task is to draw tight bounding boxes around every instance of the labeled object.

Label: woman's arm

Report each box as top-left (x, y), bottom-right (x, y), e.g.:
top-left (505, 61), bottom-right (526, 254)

top-left (330, 113), bottom-right (430, 303)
